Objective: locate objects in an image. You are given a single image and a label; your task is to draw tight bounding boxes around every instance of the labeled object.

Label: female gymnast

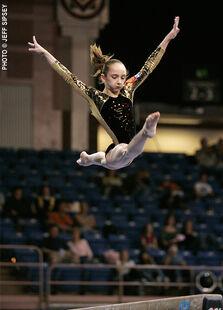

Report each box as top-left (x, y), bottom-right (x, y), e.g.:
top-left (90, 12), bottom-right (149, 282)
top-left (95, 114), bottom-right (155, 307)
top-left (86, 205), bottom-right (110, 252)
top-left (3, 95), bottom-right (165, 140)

top-left (28, 16), bottom-right (180, 170)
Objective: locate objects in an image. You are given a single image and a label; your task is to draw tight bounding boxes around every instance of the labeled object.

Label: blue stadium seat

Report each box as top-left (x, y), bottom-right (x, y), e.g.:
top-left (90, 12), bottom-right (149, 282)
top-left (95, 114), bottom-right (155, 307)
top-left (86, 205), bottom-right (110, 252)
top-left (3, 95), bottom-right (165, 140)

top-left (4, 174), bottom-right (21, 188)
top-left (125, 226), bottom-right (141, 248)
top-left (2, 231), bottom-right (27, 245)
top-left (14, 164), bottom-right (32, 176)
top-left (26, 231), bottom-right (46, 246)
top-left (22, 218), bottom-right (41, 231)
top-left (55, 266), bottom-right (82, 292)
top-left (148, 249), bottom-right (167, 264)
top-left (88, 267), bottom-right (112, 292)
top-left (196, 251), bottom-right (221, 266)
top-left (110, 214), bottom-right (128, 226)
top-left (13, 248), bottom-right (40, 263)
top-left (93, 214), bottom-right (106, 229)
top-left (0, 218), bottom-right (15, 231)
top-left (60, 188), bottom-right (77, 201)
top-left (58, 232), bottom-right (72, 243)
top-left (181, 251), bottom-right (196, 266)
top-left (26, 263), bottom-right (48, 292)
top-left (134, 214), bottom-right (149, 226)
top-left (108, 234), bottom-right (130, 251)
top-left (83, 232), bottom-right (106, 246)
top-left (47, 176), bottom-right (65, 188)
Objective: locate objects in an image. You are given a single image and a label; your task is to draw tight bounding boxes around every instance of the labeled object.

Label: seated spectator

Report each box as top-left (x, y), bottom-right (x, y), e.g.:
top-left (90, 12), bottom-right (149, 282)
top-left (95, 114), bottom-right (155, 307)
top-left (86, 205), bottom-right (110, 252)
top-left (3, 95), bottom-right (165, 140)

top-left (0, 191), bottom-right (5, 215)
top-left (66, 227), bottom-right (93, 263)
top-left (132, 168), bottom-right (151, 197)
top-left (139, 250), bottom-right (167, 282)
top-left (102, 170), bottom-right (124, 197)
top-left (214, 138), bottom-right (223, 167)
top-left (195, 137), bottom-right (217, 167)
top-left (74, 200), bottom-right (96, 233)
top-left (102, 220), bottom-right (119, 239)
top-left (3, 187), bottom-right (34, 225)
top-left (48, 200), bottom-right (74, 233)
top-left (170, 183), bottom-right (187, 209)
top-left (34, 185), bottom-right (56, 229)
top-left (194, 172), bottom-right (215, 199)
top-left (163, 244), bottom-right (187, 283)
top-left (158, 180), bottom-right (186, 210)
top-left (66, 227), bottom-right (94, 294)
top-left (103, 249), bottom-right (120, 264)
top-left (41, 225), bottom-right (68, 263)
top-left (141, 223), bottom-right (158, 250)
top-left (159, 213), bottom-right (181, 249)
top-left (116, 248), bottom-right (137, 280)
top-left (109, 248), bottom-right (138, 295)
top-left (180, 219), bottom-right (200, 254)
top-left (139, 250), bottom-right (168, 295)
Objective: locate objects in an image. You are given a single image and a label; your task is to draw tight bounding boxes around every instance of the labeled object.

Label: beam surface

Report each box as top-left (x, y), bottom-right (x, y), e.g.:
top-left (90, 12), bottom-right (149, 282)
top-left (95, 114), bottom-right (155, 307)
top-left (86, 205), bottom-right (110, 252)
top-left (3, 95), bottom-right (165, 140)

top-left (70, 294), bottom-right (223, 310)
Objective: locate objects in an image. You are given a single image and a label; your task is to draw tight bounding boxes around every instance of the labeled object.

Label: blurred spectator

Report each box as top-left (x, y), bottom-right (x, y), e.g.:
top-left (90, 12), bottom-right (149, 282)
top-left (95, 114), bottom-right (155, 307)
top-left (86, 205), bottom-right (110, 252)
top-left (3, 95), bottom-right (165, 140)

top-left (48, 200), bottom-right (74, 233)
top-left (102, 170), bottom-right (124, 197)
top-left (3, 187), bottom-right (34, 220)
top-left (34, 185), bottom-right (56, 229)
top-left (195, 137), bottom-right (217, 167)
top-left (158, 180), bottom-right (187, 210)
top-left (139, 250), bottom-right (167, 283)
top-left (109, 248), bottom-right (139, 295)
top-left (66, 227), bottom-right (93, 263)
top-left (170, 183), bottom-right (187, 208)
top-left (180, 219), bottom-right (200, 254)
top-left (194, 172), bottom-right (214, 198)
top-left (132, 169), bottom-right (151, 197)
top-left (115, 248), bottom-right (138, 280)
top-left (35, 185), bottom-right (56, 216)
top-left (213, 138), bottom-right (223, 167)
top-left (74, 200), bottom-right (96, 233)
top-left (103, 249), bottom-right (119, 264)
top-left (41, 225), bottom-right (68, 263)
top-left (102, 219), bottom-right (119, 239)
top-left (163, 244), bottom-right (186, 283)
top-left (141, 223), bottom-right (159, 250)
top-left (66, 227), bottom-right (94, 294)
top-left (0, 191), bottom-right (5, 215)
top-left (159, 213), bottom-right (180, 249)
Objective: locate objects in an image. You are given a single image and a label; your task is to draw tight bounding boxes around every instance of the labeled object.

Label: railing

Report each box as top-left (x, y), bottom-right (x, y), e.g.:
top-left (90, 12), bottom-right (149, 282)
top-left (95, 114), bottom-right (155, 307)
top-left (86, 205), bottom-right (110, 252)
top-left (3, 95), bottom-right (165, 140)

top-left (0, 244), bottom-right (44, 309)
top-left (46, 263), bottom-right (223, 306)
top-left (1, 244), bottom-right (223, 309)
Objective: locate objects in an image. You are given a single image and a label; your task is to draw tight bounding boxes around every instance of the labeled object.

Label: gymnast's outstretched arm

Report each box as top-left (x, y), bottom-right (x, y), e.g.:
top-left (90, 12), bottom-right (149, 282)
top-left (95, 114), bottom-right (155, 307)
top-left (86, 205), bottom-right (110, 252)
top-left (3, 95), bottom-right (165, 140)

top-left (159, 16), bottom-right (180, 50)
top-left (125, 16), bottom-right (180, 96)
top-left (28, 36), bottom-right (56, 65)
top-left (28, 36), bottom-right (91, 101)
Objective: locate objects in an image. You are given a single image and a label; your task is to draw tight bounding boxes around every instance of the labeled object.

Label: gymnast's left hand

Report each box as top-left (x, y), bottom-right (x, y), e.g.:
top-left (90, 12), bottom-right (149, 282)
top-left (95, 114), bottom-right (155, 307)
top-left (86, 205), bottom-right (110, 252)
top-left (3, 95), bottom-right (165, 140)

top-left (169, 16), bottom-right (180, 39)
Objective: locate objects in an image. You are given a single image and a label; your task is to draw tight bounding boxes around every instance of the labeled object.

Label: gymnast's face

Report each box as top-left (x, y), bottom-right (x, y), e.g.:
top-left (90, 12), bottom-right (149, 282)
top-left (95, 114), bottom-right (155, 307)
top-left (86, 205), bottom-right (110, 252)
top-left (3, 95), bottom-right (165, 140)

top-left (102, 62), bottom-right (127, 96)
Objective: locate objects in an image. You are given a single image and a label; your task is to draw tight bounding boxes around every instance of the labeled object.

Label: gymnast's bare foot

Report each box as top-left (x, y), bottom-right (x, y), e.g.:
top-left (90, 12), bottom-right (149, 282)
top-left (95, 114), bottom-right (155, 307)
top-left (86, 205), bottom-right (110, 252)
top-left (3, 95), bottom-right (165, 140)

top-left (76, 151), bottom-right (91, 166)
top-left (143, 112), bottom-right (160, 138)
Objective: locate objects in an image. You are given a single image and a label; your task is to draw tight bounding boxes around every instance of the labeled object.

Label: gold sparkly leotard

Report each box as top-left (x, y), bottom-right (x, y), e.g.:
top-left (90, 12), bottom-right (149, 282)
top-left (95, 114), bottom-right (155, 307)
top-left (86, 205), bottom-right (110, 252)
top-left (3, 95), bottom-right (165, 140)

top-left (51, 46), bottom-right (165, 148)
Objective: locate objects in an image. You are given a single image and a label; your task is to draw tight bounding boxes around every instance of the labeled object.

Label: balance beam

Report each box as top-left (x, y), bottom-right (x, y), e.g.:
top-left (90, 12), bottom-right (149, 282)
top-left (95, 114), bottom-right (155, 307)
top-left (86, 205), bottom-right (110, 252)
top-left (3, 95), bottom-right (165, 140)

top-left (71, 294), bottom-right (223, 310)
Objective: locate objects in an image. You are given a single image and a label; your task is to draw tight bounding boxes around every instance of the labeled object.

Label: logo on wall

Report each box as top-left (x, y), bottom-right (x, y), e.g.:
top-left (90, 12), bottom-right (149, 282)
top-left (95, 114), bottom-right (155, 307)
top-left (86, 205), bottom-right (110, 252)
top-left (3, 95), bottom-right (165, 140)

top-left (61, 0), bottom-right (105, 19)
top-left (179, 301), bottom-right (190, 310)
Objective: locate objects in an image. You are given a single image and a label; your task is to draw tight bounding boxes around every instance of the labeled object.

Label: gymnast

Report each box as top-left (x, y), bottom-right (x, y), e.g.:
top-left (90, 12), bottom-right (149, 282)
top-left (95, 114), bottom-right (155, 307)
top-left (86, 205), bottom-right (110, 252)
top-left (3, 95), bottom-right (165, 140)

top-left (28, 16), bottom-right (180, 170)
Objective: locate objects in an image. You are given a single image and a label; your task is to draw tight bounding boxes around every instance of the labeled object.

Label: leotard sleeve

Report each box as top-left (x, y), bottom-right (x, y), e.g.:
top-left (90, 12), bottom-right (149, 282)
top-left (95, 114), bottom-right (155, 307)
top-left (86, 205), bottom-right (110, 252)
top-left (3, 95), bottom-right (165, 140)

top-left (51, 60), bottom-right (92, 101)
top-left (124, 46), bottom-right (165, 101)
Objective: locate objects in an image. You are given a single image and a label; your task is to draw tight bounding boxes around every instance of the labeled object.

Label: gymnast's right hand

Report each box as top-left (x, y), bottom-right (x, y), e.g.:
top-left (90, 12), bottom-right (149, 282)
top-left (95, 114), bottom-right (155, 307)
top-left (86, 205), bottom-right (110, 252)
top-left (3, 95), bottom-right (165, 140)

top-left (28, 35), bottom-right (46, 56)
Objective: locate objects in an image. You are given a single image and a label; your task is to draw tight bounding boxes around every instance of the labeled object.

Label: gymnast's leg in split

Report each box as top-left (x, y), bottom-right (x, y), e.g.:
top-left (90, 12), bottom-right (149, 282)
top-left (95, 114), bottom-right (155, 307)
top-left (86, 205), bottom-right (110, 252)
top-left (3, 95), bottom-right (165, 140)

top-left (76, 111), bottom-right (160, 170)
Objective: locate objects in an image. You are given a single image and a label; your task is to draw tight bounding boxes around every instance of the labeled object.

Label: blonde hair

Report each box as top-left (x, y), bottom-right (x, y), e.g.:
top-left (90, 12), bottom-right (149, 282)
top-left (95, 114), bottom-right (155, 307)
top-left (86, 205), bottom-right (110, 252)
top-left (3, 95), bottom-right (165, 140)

top-left (90, 43), bottom-right (123, 78)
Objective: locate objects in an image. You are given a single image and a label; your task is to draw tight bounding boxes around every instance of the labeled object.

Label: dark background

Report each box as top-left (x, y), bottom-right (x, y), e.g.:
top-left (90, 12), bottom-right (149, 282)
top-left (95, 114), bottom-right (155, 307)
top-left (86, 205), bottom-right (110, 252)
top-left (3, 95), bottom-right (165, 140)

top-left (96, 1), bottom-right (222, 107)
